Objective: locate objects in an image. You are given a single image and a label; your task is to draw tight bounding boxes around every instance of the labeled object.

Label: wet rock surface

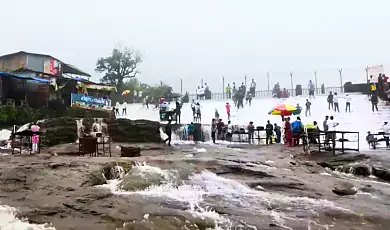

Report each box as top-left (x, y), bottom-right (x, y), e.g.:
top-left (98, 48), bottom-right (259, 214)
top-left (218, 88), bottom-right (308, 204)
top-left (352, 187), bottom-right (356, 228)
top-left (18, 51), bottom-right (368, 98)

top-left (39, 117), bottom-right (161, 147)
top-left (0, 144), bottom-right (390, 229)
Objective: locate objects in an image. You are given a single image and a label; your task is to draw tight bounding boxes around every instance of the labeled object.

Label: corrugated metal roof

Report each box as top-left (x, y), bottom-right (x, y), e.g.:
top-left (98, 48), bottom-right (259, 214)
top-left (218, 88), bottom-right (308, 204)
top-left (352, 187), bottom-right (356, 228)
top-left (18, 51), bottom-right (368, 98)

top-left (0, 72), bottom-right (50, 84)
top-left (0, 51), bottom-right (91, 77)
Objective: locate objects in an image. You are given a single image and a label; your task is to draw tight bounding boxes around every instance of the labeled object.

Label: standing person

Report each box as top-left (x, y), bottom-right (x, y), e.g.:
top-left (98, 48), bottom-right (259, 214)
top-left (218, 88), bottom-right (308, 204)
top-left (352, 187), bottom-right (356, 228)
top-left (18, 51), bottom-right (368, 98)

top-left (305, 99), bottom-right (311, 117)
top-left (323, 116), bottom-right (330, 144)
top-left (191, 99), bottom-right (196, 118)
top-left (187, 122), bottom-right (195, 142)
top-left (211, 119), bottom-right (217, 144)
top-left (291, 117), bottom-right (303, 146)
top-left (308, 80), bottom-right (315, 99)
top-left (247, 121), bottom-right (255, 144)
top-left (327, 92), bottom-right (334, 110)
top-left (345, 94), bottom-right (351, 112)
top-left (250, 79), bottom-right (256, 96)
top-left (196, 102), bottom-right (202, 122)
top-left (115, 101), bottom-right (121, 116)
top-left (333, 92), bottom-right (340, 112)
top-left (284, 117), bottom-right (293, 147)
top-left (122, 101), bottom-right (127, 115)
top-left (225, 102), bottom-right (231, 120)
top-left (266, 120), bottom-right (274, 145)
top-left (381, 122), bottom-right (390, 147)
top-left (164, 120), bottom-right (172, 146)
top-left (226, 120), bottom-right (232, 141)
top-left (215, 109), bottom-right (220, 119)
top-left (247, 93), bottom-right (253, 106)
top-left (274, 123), bottom-right (281, 143)
top-left (226, 84), bottom-right (232, 99)
top-left (327, 116), bottom-right (339, 147)
top-left (31, 122), bottom-right (40, 154)
top-left (323, 116), bottom-right (329, 132)
top-left (175, 101), bottom-right (181, 124)
top-left (371, 92), bottom-right (379, 112)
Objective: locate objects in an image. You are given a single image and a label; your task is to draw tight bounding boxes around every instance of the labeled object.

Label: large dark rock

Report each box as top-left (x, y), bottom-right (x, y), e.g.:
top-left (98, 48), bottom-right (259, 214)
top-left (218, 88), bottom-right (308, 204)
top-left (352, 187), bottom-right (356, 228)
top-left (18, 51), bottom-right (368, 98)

top-left (39, 117), bottom-right (161, 147)
top-left (120, 146), bottom-right (141, 157)
top-left (332, 182), bottom-right (358, 196)
top-left (372, 167), bottom-right (390, 182)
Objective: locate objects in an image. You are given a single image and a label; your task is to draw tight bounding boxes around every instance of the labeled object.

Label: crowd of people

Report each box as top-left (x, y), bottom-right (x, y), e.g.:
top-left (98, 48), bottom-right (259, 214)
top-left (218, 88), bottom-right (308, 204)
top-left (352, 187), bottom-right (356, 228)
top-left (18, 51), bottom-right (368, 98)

top-left (225, 80), bottom-right (255, 109)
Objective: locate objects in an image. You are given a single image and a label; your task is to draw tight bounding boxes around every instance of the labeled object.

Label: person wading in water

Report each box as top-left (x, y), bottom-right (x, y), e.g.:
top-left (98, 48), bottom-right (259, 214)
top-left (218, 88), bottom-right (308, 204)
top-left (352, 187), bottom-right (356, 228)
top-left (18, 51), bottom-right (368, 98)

top-left (333, 92), bottom-right (340, 112)
top-left (164, 120), bottom-right (172, 146)
top-left (327, 91), bottom-right (333, 110)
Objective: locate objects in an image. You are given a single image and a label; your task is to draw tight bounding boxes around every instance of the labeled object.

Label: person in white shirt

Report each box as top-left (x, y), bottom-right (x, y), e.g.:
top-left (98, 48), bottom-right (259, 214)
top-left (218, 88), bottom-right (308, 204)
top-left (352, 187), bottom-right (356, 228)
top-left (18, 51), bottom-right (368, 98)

top-left (200, 87), bottom-right (205, 100)
top-left (327, 116), bottom-right (339, 145)
top-left (122, 101), bottom-right (127, 115)
top-left (190, 99), bottom-right (196, 118)
top-left (345, 94), bottom-right (351, 112)
top-left (226, 120), bottom-right (233, 141)
top-left (196, 87), bottom-right (200, 100)
top-left (115, 101), bottom-right (120, 116)
top-left (333, 92), bottom-right (340, 112)
top-left (381, 121), bottom-right (390, 147)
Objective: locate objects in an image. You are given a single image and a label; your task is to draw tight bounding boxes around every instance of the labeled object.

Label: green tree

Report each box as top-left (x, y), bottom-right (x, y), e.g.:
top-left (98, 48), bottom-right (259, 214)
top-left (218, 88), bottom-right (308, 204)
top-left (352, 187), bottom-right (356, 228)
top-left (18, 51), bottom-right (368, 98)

top-left (96, 47), bottom-right (142, 88)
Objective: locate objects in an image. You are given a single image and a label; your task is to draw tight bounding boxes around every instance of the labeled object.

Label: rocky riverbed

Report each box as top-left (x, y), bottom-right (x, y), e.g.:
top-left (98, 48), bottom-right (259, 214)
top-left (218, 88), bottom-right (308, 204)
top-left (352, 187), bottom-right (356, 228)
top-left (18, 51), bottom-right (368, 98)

top-left (0, 143), bottom-right (390, 230)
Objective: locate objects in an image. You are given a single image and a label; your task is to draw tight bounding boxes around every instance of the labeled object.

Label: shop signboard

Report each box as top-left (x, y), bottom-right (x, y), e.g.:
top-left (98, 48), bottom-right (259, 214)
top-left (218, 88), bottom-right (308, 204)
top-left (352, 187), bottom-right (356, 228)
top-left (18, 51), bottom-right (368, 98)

top-left (71, 93), bottom-right (110, 110)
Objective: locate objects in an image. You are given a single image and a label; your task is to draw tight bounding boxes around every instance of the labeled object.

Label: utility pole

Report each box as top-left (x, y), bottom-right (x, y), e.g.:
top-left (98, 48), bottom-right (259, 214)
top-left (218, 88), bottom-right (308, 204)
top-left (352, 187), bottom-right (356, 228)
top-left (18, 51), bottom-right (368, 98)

top-left (267, 72), bottom-right (270, 94)
top-left (338, 68), bottom-right (343, 92)
top-left (201, 78), bottom-right (203, 86)
top-left (365, 66), bottom-right (369, 82)
top-left (244, 74), bottom-right (247, 87)
top-left (290, 72), bottom-right (294, 96)
top-left (222, 76), bottom-right (225, 99)
top-left (180, 78), bottom-right (183, 95)
top-left (314, 70), bottom-right (318, 94)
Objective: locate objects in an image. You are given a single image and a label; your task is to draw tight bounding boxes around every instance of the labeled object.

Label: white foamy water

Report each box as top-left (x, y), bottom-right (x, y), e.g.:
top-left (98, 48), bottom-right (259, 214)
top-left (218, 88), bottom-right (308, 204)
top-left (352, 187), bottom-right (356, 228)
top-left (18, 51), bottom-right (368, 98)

top-left (0, 205), bottom-right (55, 230)
top-left (101, 163), bottom-right (352, 229)
top-left (118, 94), bottom-right (390, 150)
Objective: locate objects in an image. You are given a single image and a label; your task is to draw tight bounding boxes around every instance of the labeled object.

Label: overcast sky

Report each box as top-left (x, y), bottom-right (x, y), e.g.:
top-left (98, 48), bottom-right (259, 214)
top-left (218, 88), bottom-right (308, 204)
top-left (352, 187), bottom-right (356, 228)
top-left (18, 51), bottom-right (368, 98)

top-left (1, 0), bottom-right (389, 93)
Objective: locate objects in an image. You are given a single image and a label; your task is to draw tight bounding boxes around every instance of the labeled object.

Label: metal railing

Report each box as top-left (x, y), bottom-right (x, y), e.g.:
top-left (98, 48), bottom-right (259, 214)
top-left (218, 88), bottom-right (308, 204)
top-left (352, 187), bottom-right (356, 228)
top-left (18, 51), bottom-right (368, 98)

top-left (189, 87), bottom-right (343, 101)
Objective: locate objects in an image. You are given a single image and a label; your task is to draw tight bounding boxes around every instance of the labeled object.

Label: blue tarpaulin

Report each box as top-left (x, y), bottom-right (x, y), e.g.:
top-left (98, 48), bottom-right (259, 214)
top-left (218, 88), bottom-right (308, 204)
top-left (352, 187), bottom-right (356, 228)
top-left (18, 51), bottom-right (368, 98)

top-left (0, 72), bottom-right (50, 84)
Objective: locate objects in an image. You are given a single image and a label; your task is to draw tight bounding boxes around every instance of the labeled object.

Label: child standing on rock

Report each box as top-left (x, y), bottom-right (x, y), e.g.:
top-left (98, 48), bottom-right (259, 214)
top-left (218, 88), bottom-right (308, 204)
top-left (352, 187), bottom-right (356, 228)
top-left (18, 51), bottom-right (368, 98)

top-left (31, 122), bottom-right (40, 153)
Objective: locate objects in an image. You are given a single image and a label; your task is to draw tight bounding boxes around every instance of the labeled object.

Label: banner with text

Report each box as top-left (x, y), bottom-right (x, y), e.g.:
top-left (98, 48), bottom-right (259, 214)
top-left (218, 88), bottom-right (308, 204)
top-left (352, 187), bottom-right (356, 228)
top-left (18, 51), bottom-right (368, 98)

top-left (71, 93), bottom-right (111, 110)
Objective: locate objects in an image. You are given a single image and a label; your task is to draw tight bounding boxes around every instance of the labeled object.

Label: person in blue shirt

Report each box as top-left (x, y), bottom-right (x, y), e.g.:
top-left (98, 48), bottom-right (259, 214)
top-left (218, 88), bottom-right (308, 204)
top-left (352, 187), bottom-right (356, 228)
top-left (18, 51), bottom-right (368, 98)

top-left (187, 122), bottom-right (195, 141)
top-left (291, 117), bottom-right (303, 146)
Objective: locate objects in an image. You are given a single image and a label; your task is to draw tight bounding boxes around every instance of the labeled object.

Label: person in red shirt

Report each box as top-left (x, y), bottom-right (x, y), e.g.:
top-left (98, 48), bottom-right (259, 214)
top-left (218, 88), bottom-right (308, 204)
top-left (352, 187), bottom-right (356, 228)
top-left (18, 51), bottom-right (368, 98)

top-left (284, 117), bottom-right (293, 147)
top-left (225, 102), bottom-right (231, 120)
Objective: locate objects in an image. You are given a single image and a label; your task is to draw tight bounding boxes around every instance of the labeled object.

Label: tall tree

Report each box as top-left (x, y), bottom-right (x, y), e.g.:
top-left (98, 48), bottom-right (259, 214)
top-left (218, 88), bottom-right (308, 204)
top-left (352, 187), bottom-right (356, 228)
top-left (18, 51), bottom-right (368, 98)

top-left (96, 47), bottom-right (142, 87)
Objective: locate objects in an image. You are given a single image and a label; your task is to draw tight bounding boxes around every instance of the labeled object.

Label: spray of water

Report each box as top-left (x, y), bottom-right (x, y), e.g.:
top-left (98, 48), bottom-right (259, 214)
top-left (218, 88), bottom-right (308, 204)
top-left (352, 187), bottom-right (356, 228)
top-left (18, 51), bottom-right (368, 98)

top-left (100, 163), bottom-right (353, 229)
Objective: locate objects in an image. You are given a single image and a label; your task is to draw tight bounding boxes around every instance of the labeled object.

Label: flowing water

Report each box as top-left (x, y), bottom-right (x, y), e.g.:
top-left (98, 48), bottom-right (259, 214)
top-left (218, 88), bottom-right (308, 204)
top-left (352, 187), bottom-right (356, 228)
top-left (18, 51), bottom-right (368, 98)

top-left (1, 93), bottom-right (389, 229)
top-left (99, 162), bottom-right (376, 230)
top-left (117, 94), bottom-right (390, 150)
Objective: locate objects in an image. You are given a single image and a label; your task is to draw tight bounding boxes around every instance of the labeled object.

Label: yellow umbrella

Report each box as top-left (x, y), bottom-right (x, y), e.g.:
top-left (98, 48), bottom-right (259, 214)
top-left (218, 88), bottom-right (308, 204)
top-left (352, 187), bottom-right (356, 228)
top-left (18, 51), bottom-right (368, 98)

top-left (122, 90), bottom-right (131, 95)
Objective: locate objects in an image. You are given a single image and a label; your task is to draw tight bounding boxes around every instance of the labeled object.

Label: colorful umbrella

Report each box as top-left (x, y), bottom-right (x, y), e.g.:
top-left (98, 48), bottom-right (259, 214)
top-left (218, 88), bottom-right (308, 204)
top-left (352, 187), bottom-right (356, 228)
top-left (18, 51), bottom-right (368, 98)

top-left (268, 104), bottom-right (297, 116)
top-left (122, 90), bottom-right (131, 95)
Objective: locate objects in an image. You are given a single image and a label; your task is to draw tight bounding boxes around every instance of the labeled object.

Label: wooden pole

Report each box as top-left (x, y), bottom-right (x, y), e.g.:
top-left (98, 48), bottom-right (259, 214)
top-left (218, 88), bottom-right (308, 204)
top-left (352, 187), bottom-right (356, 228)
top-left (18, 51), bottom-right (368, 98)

top-left (222, 76), bottom-right (225, 99)
top-left (290, 72), bottom-right (294, 96)
top-left (314, 70), bottom-right (318, 93)
top-left (180, 78), bottom-right (183, 95)
top-left (267, 72), bottom-right (270, 92)
top-left (338, 68), bottom-right (343, 92)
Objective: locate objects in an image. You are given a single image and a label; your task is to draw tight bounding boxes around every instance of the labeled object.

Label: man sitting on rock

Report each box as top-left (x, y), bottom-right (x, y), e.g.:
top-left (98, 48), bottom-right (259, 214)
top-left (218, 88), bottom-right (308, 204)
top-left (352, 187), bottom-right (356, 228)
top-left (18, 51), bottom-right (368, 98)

top-left (366, 131), bottom-right (377, 149)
